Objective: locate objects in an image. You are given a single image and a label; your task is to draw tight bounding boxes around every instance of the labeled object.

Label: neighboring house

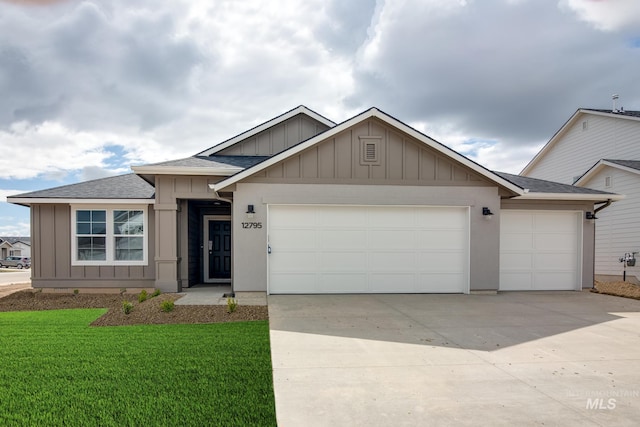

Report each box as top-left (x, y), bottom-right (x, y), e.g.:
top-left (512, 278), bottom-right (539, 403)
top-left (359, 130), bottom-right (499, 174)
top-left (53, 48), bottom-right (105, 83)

top-left (0, 237), bottom-right (31, 259)
top-left (8, 106), bottom-right (620, 293)
top-left (522, 108), bottom-right (640, 283)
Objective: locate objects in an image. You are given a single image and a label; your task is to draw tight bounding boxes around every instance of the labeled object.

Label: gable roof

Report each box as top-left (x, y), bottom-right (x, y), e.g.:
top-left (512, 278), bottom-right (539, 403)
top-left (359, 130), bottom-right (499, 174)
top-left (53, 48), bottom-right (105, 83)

top-left (7, 174), bottom-right (155, 206)
top-left (574, 159), bottom-right (640, 187)
top-left (210, 107), bottom-right (525, 195)
top-left (495, 172), bottom-right (623, 201)
top-left (196, 105), bottom-right (336, 157)
top-left (132, 155), bottom-right (269, 179)
top-left (521, 108), bottom-right (640, 175)
top-left (0, 237), bottom-right (30, 246)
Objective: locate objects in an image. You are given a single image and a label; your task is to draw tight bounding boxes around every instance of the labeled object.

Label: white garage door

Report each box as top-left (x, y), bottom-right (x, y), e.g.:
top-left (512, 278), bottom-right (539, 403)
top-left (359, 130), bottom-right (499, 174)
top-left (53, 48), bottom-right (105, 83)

top-left (268, 205), bottom-right (469, 294)
top-left (500, 211), bottom-right (581, 291)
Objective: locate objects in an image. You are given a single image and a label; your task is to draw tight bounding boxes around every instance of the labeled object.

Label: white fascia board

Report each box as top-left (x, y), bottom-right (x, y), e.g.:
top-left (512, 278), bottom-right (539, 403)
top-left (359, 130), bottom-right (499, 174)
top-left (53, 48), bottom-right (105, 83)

top-left (7, 198), bottom-right (155, 206)
top-left (197, 106), bottom-right (336, 157)
top-left (574, 160), bottom-right (640, 186)
top-left (511, 192), bottom-right (624, 202)
top-left (131, 166), bottom-right (242, 176)
top-left (212, 108), bottom-right (524, 195)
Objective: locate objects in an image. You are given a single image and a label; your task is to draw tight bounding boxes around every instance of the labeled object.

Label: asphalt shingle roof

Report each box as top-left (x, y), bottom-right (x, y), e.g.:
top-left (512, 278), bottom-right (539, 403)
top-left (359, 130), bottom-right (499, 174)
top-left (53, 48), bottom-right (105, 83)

top-left (603, 159), bottom-right (640, 171)
top-left (494, 172), bottom-right (615, 195)
top-left (144, 155), bottom-right (270, 169)
top-left (11, 174), bottom-right (155, 200)
top-left (583, 109), bottom-right (640, 118)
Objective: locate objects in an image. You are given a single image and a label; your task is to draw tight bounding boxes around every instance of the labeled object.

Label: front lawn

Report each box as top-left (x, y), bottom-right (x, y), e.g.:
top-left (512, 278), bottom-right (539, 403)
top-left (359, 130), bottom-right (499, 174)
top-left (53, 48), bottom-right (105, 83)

top-left (0, 309), bottom-right (276, 426)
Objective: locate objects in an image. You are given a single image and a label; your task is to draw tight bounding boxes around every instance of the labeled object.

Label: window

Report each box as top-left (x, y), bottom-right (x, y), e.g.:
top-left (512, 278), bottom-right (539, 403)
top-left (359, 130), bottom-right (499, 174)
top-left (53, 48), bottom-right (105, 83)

top-left (72, 206), bottom-right (147, 265)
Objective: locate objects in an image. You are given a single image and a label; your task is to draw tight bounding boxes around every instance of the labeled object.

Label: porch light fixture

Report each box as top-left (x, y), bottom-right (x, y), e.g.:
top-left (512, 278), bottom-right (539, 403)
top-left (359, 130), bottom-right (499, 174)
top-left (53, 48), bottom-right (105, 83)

top-left (247, 204), bottom-right (255, 219)
top-left (585, 211), bottom-right (597, 221)
top-left (482, 207), bottom-right (494, 219)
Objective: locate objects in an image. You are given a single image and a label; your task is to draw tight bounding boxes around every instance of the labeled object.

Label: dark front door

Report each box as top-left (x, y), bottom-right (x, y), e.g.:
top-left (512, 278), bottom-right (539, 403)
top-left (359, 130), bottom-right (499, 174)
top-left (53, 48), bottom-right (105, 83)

top-left (207, 220), bottom-right (231, 280)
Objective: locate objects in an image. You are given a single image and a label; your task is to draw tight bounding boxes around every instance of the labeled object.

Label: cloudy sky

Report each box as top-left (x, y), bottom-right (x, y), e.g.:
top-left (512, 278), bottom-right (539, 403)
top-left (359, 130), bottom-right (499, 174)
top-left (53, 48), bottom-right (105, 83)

top-left (1, 0), bottom-right (639, 236)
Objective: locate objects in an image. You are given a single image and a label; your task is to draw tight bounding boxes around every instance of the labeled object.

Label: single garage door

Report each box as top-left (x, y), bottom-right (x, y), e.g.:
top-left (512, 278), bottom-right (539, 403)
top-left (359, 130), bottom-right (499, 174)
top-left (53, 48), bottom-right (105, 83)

top-left (500, 210), bottom-right (581, 291)
top-left (268, 205), bottom-right (469, 294)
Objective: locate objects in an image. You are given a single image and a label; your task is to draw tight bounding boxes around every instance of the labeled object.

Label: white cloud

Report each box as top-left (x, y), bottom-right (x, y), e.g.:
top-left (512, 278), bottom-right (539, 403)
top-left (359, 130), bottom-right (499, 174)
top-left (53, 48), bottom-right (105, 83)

top-left (0, 221), bottom-right (30, 237)
top-left (563, 0), bottom-right (640, 31)
top-left (0, 190), bottom-right (27, 202)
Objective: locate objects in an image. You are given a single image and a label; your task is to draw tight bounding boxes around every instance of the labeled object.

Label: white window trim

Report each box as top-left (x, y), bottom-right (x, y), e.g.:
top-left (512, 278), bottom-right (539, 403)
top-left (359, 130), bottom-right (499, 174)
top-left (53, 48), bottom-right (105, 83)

top-left (71, 205), bottom-right (149, 266)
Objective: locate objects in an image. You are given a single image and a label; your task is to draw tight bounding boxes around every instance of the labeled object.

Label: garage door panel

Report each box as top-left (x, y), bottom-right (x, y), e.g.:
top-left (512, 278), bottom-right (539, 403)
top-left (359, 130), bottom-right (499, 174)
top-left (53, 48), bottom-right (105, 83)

top-left (369, 230), bottom-right (416, 249)
top-left (417, 208), bottom-right (467, 227)
top-left (270, 274), bottom-right (317, 293)
top-left (417, 252), bottom-right (465, 271)
top-left (269, 205), bottom-right (469, 294)
top-left (369, 274), bottom-right (415, 293)
top-left (500, 211), bottom-right (580, 291)
top-left (416, 230), bottom-right (466, 249)
top-left (368, 251), bottom-right (415, 271)
top-left (319, 207), bottom-right (361, 227)
top-left (417, 273), bottom-right (466, 293)
top-left (270, 206), bottom-right (315, 227)
top-left (533, 272), bottom-right (576, 290)
top-left (501, 234), bottom-right (533, 251)
top-left (271, 251), bottom-right (317, 272)
top-left (500, 253), bottom-right (533, 270)
top-left (535, 253), bottom-right (576, 270)
top-left (272, 229), bottom-right (316, 249)
top-left (318, 274), bottom-right (367, 293)
top-left (534, 214), bottom-right (577, 232)
top-left (534, 233), bottom-right (576, 251)
top-left (320, 230), bottom-right (367, 249)
top-left (500, 272), bottom-right (533, 291)
top-left (321, 252), bottom-right (366, 271)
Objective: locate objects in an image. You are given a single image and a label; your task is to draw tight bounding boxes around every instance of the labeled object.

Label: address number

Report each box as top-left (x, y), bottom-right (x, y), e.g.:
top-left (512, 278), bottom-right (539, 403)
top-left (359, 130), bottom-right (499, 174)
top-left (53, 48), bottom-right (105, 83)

top-left (241, 222), bottom-right (263, 229)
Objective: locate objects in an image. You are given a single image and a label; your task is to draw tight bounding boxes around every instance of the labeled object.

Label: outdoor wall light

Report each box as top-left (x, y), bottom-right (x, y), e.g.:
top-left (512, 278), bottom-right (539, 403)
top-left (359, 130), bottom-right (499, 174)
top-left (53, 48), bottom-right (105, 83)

top-left (247, 204), bottom-right (255, 219)
top-left (586, 211), bottom-right (597, 221)
top-left (482, 207), bottom-right (494, 219)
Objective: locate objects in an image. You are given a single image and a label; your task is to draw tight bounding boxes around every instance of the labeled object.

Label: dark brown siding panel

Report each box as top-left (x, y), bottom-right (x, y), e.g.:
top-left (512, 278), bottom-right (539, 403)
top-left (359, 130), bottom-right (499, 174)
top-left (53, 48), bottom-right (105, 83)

top-left (31, 206), bottom-right (40, 279)
top-left (318, 139), bottom-right (335, 178)
top-left (55, 205), bottom-right (71, 278)
top-left (336, 131), bottom-right (352, 179)
top-left (388, 131), bottom-right (404, 180)
top-left (285, 156), bottom-right (301, 178)
top-left (420, 150), bottom-right (437, 180)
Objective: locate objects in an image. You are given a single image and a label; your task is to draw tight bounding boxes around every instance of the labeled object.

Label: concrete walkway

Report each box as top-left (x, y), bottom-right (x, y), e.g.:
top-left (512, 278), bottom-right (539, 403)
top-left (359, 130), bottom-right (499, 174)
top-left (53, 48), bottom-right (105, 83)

top-left (175, 285), bottom-right (267, 306)
top-left (269, 292), bottom-right (640, 426)
top-left (0, 270), bottom-right (31, 298)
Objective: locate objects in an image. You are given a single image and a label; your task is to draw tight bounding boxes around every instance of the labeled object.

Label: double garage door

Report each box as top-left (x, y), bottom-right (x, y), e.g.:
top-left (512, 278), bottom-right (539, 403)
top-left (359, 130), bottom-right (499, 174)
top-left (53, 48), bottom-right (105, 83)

top-left (499, 211), bottom-right (581, 291)
top-left (268, 205), bottom-right (469, 294)
top-left (268, 206), bottom-right (581, 294)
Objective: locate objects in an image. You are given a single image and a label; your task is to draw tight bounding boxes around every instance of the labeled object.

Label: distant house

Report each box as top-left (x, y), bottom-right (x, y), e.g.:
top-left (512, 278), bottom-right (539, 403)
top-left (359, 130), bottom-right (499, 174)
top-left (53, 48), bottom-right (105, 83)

top-left (522, 108), bottom-right (640, 283)
top-left (8, 106), bottom-right (620, 293)
top-left (0, 237), bottom-right (31, 259)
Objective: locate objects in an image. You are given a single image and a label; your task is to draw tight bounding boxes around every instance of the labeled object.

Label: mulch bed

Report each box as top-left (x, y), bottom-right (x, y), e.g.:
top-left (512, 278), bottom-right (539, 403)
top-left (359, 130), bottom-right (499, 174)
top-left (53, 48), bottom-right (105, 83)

top-left (591, 280), bottom-right (640, 300)
top-left (0, 290), bottom-right (268, 326)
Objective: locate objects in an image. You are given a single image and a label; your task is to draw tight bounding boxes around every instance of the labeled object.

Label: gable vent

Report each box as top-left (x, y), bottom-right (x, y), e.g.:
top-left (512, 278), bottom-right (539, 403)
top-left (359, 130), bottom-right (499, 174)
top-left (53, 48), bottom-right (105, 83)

top-left (359, 136), bottom-right (381, 165)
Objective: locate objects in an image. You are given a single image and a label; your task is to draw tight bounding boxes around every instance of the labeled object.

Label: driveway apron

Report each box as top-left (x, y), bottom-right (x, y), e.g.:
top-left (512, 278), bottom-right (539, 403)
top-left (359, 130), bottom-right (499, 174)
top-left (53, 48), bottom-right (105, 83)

top-left (268, 292), bottom-right (640, 426)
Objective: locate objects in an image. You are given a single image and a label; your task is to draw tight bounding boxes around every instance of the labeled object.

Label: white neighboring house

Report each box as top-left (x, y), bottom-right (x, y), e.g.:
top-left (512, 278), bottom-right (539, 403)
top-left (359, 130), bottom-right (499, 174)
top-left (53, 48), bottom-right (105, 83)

top-left (522, 108), bottom-right (640, 282)
top-left (0, 237), bottom-right (31, 259)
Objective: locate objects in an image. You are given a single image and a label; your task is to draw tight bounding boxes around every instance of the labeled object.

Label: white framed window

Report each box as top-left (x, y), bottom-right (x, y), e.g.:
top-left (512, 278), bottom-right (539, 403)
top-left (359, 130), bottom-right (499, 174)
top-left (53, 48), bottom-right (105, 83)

top-left (71, 205), bottom-right (148, 266)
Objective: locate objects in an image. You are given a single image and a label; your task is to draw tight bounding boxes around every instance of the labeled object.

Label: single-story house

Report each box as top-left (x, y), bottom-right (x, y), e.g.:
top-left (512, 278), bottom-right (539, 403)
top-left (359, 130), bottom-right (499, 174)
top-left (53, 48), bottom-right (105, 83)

top-left (8, 106), bottom-right (622, 294)
top-left (521, 108), bottom-right (640, 282)
top-left (0, 237), bottom-right (31, 259)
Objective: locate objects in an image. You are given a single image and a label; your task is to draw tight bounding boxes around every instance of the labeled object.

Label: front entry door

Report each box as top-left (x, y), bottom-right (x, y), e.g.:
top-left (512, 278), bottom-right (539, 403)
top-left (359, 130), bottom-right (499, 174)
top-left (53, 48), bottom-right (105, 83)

top-left (204, 218), bottom-right (231, 282)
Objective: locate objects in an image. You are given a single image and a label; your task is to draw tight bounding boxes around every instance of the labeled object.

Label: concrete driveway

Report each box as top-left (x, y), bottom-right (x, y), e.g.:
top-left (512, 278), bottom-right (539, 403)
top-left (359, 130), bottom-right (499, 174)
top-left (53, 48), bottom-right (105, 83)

top-left (268, 292), bottom-right (640, 426)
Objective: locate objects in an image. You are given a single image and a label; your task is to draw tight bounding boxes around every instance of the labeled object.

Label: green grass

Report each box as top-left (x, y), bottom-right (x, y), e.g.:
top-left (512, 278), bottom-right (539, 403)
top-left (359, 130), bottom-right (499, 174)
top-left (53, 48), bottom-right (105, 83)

top-left (0, 309), bottom-right (276, 426)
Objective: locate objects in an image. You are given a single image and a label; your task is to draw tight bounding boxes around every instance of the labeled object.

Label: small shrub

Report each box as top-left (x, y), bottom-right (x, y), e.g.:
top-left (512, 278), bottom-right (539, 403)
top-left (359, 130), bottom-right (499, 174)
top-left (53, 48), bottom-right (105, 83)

top-left (73, 289), bottom-right (79, 295)
top-left (227, 297), bottom-right (238, 313)
top-left (151, 289), bottom-right (161, 298)
top-left (160, 300), bottom-right (174, 313)
top-left (122, 300), bottom-right (133, 315)
top-left (138, 290), bottom-right (148, 303)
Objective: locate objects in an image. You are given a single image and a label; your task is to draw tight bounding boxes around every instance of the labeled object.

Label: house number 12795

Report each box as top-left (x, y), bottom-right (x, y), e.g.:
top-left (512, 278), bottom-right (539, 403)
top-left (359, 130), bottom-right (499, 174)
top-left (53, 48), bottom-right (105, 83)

top-left (241, 222), bottom-right (263, 229)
